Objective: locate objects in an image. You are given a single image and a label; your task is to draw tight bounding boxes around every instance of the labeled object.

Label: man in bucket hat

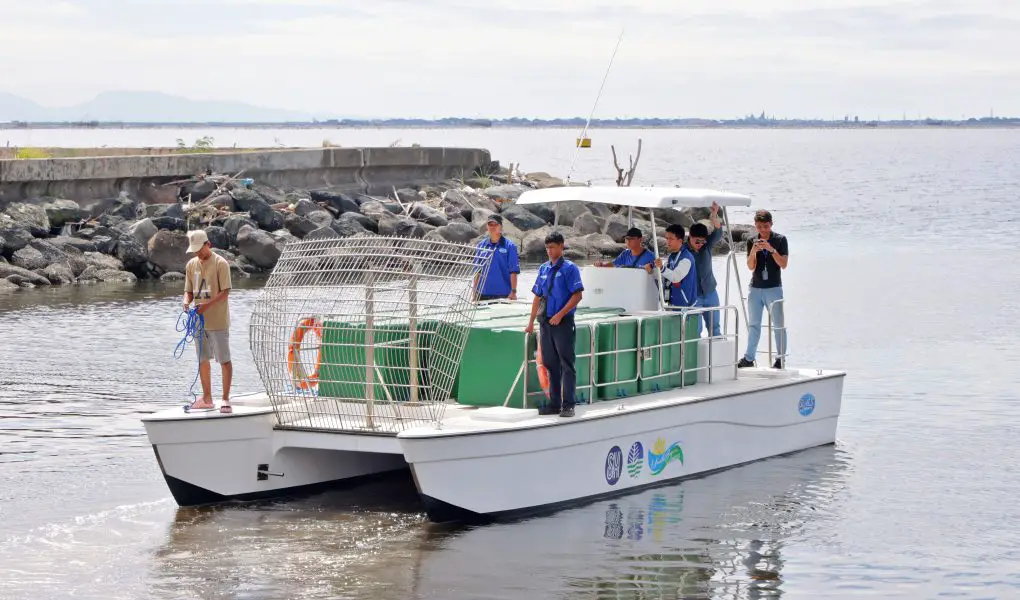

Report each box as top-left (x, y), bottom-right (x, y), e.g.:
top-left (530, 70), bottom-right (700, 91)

top-left (182, 229), bottom-right (234, 413)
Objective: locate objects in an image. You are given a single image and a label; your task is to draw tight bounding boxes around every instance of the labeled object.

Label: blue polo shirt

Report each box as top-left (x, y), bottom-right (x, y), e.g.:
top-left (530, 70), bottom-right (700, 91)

top-left (612, 248), bottom-right (654, 269)
top-left (531, 258), bottom-right (584, 318)
top-left (474, 236), bottom-right (520, 297)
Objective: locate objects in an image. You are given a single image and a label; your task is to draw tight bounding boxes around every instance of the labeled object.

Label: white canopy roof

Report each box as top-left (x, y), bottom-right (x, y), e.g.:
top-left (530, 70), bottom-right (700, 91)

top-left (516, 186), bottom-right (751, 209)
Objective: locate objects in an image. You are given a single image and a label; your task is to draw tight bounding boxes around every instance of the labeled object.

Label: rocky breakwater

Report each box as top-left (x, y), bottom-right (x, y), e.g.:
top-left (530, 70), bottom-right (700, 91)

top-left (0, 166), bottom-right (755, 293)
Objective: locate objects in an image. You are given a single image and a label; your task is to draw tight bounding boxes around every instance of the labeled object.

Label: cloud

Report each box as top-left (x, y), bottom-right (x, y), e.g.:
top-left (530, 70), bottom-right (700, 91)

top-left (0, 0), bottom-right (1017, 119)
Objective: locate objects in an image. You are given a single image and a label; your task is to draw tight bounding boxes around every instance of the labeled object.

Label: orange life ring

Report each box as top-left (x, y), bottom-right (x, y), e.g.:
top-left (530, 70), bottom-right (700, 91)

top-left (288, 317), bottom-right (323, 389)
top-left (535, 335), bottom-right (551, 397)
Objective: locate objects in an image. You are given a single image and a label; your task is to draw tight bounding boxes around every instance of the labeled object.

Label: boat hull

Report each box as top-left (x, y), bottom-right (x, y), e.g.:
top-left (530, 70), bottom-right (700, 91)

top-left (143, 404), bottom-right (408, 506)
top-left (401, 373), bottom-right (844, 522)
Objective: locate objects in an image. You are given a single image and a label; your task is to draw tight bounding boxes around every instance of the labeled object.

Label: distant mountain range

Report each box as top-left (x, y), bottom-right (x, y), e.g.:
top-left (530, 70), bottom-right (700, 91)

top-left (0, 91), bottom-right (320, 123)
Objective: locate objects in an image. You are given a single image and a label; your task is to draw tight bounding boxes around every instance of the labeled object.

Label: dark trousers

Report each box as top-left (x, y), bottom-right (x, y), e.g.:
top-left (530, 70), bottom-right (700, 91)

top-left (539, 315), bottom-right (577, 410)
top-left (478, 293), bottom-right (508, 301)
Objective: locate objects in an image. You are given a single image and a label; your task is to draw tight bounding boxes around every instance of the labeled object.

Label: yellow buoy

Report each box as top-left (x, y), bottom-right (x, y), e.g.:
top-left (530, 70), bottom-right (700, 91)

top-left (576, 138), bottom-right (592, 148)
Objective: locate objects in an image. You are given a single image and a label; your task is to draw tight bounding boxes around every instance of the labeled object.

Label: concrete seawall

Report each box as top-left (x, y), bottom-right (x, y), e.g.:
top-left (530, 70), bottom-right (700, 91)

top-left (0, 147), bottom-right (491, 206)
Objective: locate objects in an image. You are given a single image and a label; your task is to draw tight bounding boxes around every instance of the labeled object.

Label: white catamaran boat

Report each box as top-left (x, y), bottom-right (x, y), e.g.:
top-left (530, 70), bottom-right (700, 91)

top-left (142, 186), bottom-right (845, 523)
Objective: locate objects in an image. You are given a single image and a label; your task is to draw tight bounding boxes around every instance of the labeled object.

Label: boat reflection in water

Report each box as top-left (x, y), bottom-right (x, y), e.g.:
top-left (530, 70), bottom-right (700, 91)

top-left (151, 446), bottom-right (850, 599)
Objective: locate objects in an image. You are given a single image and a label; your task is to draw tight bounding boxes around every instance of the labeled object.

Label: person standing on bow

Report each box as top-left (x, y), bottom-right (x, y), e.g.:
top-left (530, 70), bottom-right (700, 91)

top-left (182, 229), bottom-right (234, 414)
top-left (525, 232), bottom-right (584, 418)
top-left (595, 227), bottom-right (656, 273)
top-left (687, 201), bottom-right (725, 337)
top-left (739, 209), bottom-right (789, 369)
top-left (655, 224), bottom-right (698, 308)
top-left (473, 214), bottom-right (520, 301)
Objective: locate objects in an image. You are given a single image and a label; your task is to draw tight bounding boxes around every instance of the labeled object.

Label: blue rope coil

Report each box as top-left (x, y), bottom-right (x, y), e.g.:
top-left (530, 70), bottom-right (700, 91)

top-left (175, 308), bottom-right (205, 403)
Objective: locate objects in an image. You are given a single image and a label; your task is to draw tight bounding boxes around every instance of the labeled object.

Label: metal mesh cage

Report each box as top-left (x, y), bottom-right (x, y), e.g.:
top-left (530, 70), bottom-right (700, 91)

top-left (249, 235), bottom-right (492, 433)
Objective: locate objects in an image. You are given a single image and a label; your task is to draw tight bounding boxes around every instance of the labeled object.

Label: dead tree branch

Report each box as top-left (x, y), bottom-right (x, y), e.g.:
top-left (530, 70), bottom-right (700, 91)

top-left (611, 138), bottom-right (643, 187)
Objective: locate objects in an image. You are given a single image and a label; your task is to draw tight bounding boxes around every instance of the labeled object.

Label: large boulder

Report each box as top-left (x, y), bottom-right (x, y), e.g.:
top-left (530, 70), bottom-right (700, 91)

top-left (93, 236), bottom-right (117, 255)
top-left (500, 205), bottom-right (547, 231)
top-left (151, 216), bottom-right (186, 231)
top-left (654, 207), bottom-right (694, 228)
top-left (427, 222), bottom-right (478, 244)
top-left (11, 246), bottom-right (49, 271)
top-left (0, 262), bottom-right (51, 286)
top-left (0, 278), bottom-right (18, 292)
top-left (129, 218), bottom-right (159, 247)
top-left (236, 225), bottom-right (281, 269)
top-left (521, 226), bottom-right (554, 261)
top-left (106, 197), bottom-right (142, 221)
top-left (409, 203), bottom-right (449, 227)
top-left (222, 215), bottom-right (258, 246)
top-left (147, 230), bottom-right (190, 274)
top-left (305, 210), bottom-right (334, 229)
top-left (19, 239), bottom-right (87, 276)
top-left (0, 215), bottom-right (33, 256)
top-left (573, 212), bottom-right (604, 235)
top-left (330, 213), bottom-right (369, 237)
top-left (84, 252), bottom-right (125, 271)
top-left (522, 203), bottom-right (556, 224)
top-left (377, 213), bottom-right (425, 238)
top-left (204, 225), bottom-right (230, 250)
top-left (483, 184), bottom-right (529, 203)
top-left (77, 266), bottom-right (137, 283)
top-left (42, 199), bottom-right (83, 229)
top-left (48, 236), bottom-right (97, 253)
top-left (551, 201), bottom-right (590, 227)
top-left (232, 189), bottom-right (284, 232)
top-left (304, 226), bottom-right (340, 241)
top-left (3, 203), bottom-right (50, 237)
top-left (395, 188), bottom-right (422, 205)
top-left (284, 213), bottom-right (321, 239)
top-left (333, 211), bottom-right (377, 235)
top-left (524, 172), bottom-right (564, 189)
top-left (604, 214), bottom-right (630, 242)
top-left (359, 199), bottom-right (402, 221)
top-left (115, 234), bottom-right (149, 271)
top-left (293, 199), bottom-right (321, 217)
top-left (40, 263), bottom-right (75, 285)
top-left (441, 189), bottom-right (476, 220)
top-left (310, 190), bottom-right (361, 215)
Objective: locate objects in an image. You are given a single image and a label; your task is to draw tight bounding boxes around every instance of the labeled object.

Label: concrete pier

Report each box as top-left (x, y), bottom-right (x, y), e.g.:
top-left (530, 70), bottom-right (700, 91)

top-left (0, 147), bottom-right (491, 206)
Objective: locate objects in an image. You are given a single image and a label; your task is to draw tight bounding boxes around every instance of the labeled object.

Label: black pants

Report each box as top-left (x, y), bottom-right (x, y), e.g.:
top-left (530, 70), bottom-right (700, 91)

top-left (478, 294), bottom-right (508, 301)
top-left (539, 315), bottom-right (576, 410)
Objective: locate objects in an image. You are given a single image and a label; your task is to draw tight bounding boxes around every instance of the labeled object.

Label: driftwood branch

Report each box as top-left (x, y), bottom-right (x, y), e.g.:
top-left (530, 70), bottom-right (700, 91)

top-left (625, 139), bottom-right (642, 186)
top-left (611, 145), bottom-right (625, 186)
top-left (611, 138), bottom-right (642, 187)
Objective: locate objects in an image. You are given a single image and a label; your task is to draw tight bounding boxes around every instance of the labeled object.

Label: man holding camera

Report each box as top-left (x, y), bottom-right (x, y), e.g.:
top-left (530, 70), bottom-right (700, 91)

top-left (739, 210), bottom-right (789, 369)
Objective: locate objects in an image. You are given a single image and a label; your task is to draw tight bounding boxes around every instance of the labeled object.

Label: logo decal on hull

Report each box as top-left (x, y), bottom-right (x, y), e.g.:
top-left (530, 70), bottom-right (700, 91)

top-left (799, 393), bottom-right (816, 417)
top-left (605, 445), bottom-right (623, 486)
top-left (647, 438), bottom-right (684, 476)
top-left (626, 442), bottom-right (644, 478)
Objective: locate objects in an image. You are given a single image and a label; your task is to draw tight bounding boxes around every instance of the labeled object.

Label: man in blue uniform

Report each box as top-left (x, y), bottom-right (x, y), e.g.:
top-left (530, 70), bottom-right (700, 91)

top-left (525, 232), bottom-right (585, 417)
top-left (595, 227), bottom-right (656, 273)
top-left (474, 214), bottom-right (520, 300)
top-left (739, 209), bottom-right (789, 369)
top-left (686, 201), bottom-right (724, 336)
top-left (655, 224), bottom-right (698, 308)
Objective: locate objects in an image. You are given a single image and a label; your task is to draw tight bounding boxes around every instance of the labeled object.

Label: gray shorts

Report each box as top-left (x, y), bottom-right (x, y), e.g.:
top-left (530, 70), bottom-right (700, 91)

top-left (195, 329), bottom-right (231, 364)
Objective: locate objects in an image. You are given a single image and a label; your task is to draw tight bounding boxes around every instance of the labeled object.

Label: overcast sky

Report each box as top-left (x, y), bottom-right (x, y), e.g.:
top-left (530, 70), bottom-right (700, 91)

top-left (1, 0), bottom-right (1017, 119)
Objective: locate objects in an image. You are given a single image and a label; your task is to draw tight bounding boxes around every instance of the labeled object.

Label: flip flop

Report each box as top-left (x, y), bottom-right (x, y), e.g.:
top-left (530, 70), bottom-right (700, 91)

top-left (219, 404), bottom-right (233, 414)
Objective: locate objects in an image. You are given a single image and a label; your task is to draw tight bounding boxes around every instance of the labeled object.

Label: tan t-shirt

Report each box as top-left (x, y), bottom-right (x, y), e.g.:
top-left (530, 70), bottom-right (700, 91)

top-left (185, 254), bottom-right (232, 331)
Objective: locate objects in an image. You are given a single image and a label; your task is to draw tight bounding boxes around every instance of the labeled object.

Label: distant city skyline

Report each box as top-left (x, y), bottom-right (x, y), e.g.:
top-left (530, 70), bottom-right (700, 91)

top-left (1, 1), bottom-right (1017, 120)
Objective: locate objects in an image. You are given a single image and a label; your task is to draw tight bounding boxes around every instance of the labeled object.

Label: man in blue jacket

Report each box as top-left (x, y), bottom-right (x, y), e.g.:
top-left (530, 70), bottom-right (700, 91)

top-left (655, 224), bottom-right (698, 308)
top-left (525, 232), bottom-right (585, 418)
top-left (474, 214), bottom-right (520, 301)
top-left (686, 201), bottom-right (724, 337)
top-left (595, 227), bottom-right (656, 272)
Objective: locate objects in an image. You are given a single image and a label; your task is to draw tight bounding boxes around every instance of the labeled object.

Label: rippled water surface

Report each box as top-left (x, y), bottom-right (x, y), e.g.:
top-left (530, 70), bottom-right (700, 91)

top-left (2, 128), bottom-right (1020, 599)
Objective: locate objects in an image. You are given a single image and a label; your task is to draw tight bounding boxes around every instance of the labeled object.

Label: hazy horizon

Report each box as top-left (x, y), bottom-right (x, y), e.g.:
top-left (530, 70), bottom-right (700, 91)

top-left (1, 0), bottom-right (1018, 121)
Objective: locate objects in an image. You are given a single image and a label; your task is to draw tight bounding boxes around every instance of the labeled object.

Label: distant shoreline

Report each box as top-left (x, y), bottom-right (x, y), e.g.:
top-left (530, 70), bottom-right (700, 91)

top-left (2, 119), bottom-right (1019, 131)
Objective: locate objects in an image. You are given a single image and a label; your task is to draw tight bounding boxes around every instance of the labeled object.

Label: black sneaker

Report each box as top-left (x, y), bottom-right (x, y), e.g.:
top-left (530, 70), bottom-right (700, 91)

top-left (737, 357), bottom-right (755, 368)
top-left (559, 406), bottom-right (575, 418)
top-left (773, 358), bottom-right (784, 369)
top-left (538, 406), bottom-right (559, 416)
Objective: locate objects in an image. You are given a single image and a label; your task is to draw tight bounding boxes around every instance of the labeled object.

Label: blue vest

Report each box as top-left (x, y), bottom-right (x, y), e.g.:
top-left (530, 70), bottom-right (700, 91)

top-left (666, 246), bottom-right (698, 307)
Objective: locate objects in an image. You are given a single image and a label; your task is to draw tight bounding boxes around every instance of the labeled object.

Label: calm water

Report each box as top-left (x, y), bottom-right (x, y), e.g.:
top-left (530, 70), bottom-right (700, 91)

top-left (2, 128), bottom-right (1020, 599)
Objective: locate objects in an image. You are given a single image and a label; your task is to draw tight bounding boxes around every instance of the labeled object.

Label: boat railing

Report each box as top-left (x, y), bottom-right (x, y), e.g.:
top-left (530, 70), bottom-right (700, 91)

top-left (761, 298), bottom-right (788, 367)
top-left (511, 304), bottom-right (740, 409)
